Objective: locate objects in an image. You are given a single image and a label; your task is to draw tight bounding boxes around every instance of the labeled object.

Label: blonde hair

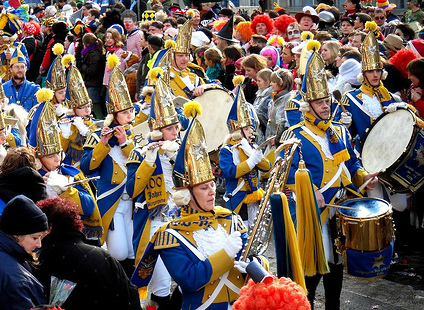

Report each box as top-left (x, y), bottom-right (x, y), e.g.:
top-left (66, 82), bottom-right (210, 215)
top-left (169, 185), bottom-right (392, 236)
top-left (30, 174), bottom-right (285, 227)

top-left (322, 40), bottom-right (341, 64)
top-left (270, 68), bottom-right (293, 90)
top-left (106, 28), bottom-right (124, 48)
top-left (256, 68), bottom-right (272, 83)
top-left (241, 54), bottom-right (268, 72)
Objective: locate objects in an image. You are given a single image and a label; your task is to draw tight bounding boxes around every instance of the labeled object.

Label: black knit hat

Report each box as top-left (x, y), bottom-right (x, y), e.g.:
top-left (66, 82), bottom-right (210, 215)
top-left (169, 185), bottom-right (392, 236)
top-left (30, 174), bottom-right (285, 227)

top-left (0, 195), bottom-right (48, 235)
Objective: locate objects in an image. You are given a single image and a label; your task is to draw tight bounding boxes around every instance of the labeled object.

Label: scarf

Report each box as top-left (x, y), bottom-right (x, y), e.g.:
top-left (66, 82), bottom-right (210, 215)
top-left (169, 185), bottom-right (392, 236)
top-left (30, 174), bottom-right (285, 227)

top-left (360, 80), bottom-right (392, 103)
top-left (81, 43), bottom-right (99, 57)
top-left (205, 62), bottom-right (222, 80)
top-left (106, 45), bottom-right (118, 53)
top-left (132, 206), bottom-right (233, 298)
top-left (304, 112), bottom-right (350, 166)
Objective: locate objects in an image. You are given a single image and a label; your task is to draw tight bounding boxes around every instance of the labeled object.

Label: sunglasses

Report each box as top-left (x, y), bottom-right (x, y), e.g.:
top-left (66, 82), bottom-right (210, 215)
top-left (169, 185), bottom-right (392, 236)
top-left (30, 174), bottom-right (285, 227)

top-left (375, 16), bottom-right (386, 20)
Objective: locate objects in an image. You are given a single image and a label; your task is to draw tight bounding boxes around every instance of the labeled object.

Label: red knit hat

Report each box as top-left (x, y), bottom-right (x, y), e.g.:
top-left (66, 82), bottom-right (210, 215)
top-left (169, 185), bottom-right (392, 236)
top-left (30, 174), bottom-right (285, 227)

top-left (408, 38), bottom-right (424, 57)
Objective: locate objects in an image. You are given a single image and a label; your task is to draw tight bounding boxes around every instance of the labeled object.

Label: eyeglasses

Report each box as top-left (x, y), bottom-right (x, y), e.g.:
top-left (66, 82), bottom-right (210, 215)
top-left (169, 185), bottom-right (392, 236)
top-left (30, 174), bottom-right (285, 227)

top-left (375, 16), bottom-right (386, 20)
top-left (287, 30), bottom-right (300, 36)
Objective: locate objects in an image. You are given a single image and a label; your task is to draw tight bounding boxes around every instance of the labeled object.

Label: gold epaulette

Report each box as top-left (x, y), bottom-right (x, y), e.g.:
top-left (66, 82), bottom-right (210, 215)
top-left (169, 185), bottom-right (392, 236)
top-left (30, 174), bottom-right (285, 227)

top-left (187, 62), bottom-right (205, 73)
top-left (154, 230), bottom-right (180, 250)
top-left (285, 98), bottom-right (300, 111)
top-left (27, 103), bottom-right (40, 121)
top-left (126, 147), bottom-right (143, 164)
top-left (341, 94), bottom-right (351, 107)
top-left (279, 128), bottom-right (297, 143)
top-left (235, 214), bottom-right (248, 234)
top-left (83, 132), bottom-right (100, 149)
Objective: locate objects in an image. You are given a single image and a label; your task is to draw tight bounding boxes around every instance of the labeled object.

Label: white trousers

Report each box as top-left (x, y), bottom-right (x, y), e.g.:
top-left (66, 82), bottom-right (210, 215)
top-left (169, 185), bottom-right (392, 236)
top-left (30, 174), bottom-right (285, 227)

top-left (106, 199), bottom-right (135, 261)
top-left (150, 219), bottom-right (172, 297)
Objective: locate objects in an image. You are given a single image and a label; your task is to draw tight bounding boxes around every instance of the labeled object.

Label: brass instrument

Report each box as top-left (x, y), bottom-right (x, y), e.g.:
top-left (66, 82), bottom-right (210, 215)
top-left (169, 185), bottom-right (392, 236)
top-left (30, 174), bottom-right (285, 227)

top-left (100, 124), bottom-right (132, 136)
top-left (241, 138), bottom-right (301, 261)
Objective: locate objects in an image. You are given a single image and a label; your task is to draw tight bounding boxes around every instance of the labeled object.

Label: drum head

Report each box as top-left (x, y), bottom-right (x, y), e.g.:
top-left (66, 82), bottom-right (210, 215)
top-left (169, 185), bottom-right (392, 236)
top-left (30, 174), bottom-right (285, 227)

top-left (132, 121), bottom-right (150, 146)
top-left (362, 109), bottom-right (415, 174)
top-left (338, 198), bottom-right (391, 218)
top-left (182, 88), bottom-right (234, 152)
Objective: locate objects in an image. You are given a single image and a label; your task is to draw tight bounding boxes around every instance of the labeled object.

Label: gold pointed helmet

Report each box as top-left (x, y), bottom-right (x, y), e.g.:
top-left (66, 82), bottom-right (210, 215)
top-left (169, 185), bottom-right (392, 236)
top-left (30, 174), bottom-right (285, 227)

top-left (0, 78), bottom-right (5, 100)
top-left (106, 54), bottom-right (133, 114)
top-left (300, 50), bottom-right (329, 102)
top-left (361, 31), bottom-right (382, 72)
top-left (173, 102), bottom-right (213, 189)
top-left (174, 11), bottom-right (194, 54)
top-left (66, 63), bottom-right (92, 109)
top-left (227, 75), bottom-right (252, 132)
top-left (148, 74), bottom-right (179, 131)
top-left (30, 89), bottom-right (63, 156)
top-left (0, 110), bottom-right (5, 131)
top-left (45, 43), bottom-right (67, 91)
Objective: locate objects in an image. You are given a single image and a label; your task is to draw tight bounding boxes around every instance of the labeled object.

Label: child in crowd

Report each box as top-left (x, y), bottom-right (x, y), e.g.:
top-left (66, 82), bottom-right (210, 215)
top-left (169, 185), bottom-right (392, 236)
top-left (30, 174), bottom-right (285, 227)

top-left (252, 68), bottom-right (273, 144)
top-left (204, 47), bottom-right (223, 81)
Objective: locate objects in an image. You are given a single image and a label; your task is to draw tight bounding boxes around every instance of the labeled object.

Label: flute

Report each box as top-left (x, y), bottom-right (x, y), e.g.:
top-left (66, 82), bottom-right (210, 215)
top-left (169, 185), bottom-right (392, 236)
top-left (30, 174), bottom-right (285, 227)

top-left (58, 116), bottom-right (92, 124)
top-left (100, 124), bottom-right (132, 136)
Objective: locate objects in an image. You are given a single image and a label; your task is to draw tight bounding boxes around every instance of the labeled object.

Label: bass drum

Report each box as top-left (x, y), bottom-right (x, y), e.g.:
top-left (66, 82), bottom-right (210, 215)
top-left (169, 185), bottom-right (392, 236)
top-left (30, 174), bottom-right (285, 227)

top-left (361, 108), bottom-right (424, 192)
top-left (186, 86), bottom-right (234, 166)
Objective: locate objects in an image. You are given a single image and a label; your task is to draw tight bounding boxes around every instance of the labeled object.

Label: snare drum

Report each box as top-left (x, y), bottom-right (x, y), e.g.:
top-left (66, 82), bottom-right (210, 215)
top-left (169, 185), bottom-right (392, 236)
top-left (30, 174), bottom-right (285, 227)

top-left (361, 108), bottom-right (424, 192)
top-left (184, 86), bottom-right (234, 165)
top-left (337, 198), bottom-right (393, 252)
top-left (337, 198), bottom-right (394, 279)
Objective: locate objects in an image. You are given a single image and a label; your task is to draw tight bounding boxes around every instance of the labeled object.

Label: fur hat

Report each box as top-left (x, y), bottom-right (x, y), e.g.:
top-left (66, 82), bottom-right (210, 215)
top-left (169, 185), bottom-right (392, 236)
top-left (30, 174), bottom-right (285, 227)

top-left (0, 195), bottom-right (48, 235)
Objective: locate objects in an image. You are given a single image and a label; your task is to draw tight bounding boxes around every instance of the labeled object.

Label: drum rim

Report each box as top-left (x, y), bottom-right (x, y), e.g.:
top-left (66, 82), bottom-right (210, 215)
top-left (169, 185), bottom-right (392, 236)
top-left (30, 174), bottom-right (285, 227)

top-left (337, 197), bottom-right (392, 218)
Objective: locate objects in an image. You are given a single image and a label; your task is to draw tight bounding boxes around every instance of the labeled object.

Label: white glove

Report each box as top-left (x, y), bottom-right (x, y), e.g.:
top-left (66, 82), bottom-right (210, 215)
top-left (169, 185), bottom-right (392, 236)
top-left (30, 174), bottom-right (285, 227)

top-left (59, 122), bottom-right (72, 139)
top-left (340, 111), bottom-right (352, 127)
top-left (55, 104), bottom-right (67, 118)
top-left (73, 117), bottom-right (90, 137)
top-left (47, 171), bottom-right (69, 195)
top-left (384, 102), bottom-right (408, 113)
top-left (234, 257), bottom-right (259, 273)
top-left (246, 150), bottom-right (263, 170)
top-left (144, 145), bottom-right (159, 167)
top-left (223, 231), bottom-right (242, 258)
top-left (239, 138), bottom-right (254, 157)
top-left (161, 140), bottom-right (180, 161)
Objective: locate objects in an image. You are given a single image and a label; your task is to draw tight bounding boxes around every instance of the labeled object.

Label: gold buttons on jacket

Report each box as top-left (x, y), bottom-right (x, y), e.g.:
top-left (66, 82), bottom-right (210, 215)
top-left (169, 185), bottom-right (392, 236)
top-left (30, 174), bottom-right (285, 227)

top-left (92, 158), bottom-right (96, 161)
top-left (326, 170), bottom-right (329, 173)
top-left (115, 171), bottom-right (118, 174)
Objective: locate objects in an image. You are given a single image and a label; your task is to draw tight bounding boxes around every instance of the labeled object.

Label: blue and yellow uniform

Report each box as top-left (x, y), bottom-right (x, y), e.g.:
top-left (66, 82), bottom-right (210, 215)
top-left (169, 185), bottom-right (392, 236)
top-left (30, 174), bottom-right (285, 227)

top-left (338, 87), bottom-right (396, 145)
top-left (220, 140), bottom-right (271, 213)
top-left (40, 164), bottom-right (102, 239)
top-left (170, 64), bottom-right (209, 98)
top-left (80, 126), bottom-right (135, 244)
top-left (285, 92), bottom-right (303, 127)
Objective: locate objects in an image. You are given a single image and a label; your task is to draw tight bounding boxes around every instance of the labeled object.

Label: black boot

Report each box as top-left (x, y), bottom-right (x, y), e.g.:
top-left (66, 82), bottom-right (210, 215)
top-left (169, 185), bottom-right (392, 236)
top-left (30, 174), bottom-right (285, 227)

top-left (169, 286), bottom-right (183, 310)
top-left (119, 258), bottom-right (135, 279)
top-left (151, 293), bottom-right (170, 309)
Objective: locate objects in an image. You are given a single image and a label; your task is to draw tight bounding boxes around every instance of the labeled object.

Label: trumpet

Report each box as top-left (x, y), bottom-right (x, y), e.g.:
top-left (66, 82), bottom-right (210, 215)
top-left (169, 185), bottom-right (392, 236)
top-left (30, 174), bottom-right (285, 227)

top-left (59, 116), bottom-right (92, 124)
top-left (100, 124), bottom-right (132, 136)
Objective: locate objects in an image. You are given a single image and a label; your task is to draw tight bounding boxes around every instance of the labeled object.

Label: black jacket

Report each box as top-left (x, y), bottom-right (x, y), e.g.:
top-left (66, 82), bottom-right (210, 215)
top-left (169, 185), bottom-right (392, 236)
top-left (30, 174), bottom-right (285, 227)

top-left (35, 231), bottom-right (140, 310)
top-left (219, 63), bottom-right (236, 91)
top-left (79, 48), bottom-right (105, 88)
top-left (0, 167), bottom-right (48, 205)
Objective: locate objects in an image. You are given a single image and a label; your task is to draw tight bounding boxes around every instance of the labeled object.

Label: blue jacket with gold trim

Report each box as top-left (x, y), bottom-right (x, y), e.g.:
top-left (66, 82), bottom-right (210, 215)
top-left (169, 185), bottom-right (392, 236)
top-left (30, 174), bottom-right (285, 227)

top-left (337, 88), bottom-right (396, 144)
top-left (80, 126), bottom-right (134, 244)
top-left (219, 140), bottom-right (271, 213)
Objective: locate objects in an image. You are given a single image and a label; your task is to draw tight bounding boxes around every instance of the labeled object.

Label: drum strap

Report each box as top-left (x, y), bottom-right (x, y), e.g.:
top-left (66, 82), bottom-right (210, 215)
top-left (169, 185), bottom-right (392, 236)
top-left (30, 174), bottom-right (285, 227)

top-left (346, 92), bottom-right (374, 119)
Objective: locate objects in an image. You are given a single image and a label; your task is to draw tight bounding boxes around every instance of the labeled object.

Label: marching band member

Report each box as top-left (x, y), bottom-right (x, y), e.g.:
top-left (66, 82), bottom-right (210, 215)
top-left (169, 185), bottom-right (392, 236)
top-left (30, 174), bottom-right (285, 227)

top-left (279, 46), bottom-right (378, 310)
top-left (169, 10), bottom-right (211, 99)
top-left (59, 55), bottom-right (97, 168)
top-left (0, 110), bottom-right (9, 164)
top-left (80, 54), bottom-right (136, 276)
top-left (27, 43), bottom-right (68, 133)
top-left (132, 102), bottom-right (268, 309)
top-left (28, 88), bottom-right (102, 243)
top-left (338, 24), bottom-right (398, 146)
top-left (126, 73), bottom-right (181, 308)
top-left (220, 76), bottom-right (271, 228)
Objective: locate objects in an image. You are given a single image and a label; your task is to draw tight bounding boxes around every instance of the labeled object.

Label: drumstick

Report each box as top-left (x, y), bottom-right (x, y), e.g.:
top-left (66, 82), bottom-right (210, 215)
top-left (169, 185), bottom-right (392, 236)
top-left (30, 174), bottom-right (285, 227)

top-left (325, 204), bottom-right (360, 210)
top-left (333, 90), bottom-right (346, 113)
top-left (358, 176), bottom-right (377, 192)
